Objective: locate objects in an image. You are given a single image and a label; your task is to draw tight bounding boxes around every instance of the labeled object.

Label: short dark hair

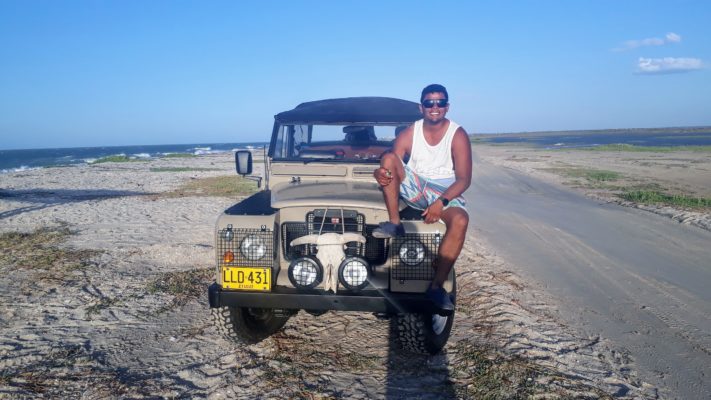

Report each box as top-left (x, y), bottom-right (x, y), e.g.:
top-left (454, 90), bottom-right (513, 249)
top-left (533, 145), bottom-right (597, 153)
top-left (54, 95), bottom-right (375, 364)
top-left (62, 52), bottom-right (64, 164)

top-left (420, 84), bottom-right (449, 103)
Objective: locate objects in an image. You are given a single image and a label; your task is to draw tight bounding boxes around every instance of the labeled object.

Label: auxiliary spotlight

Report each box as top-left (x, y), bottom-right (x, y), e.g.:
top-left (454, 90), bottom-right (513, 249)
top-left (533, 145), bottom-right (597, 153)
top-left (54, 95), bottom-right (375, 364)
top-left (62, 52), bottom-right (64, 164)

top-left (338, 257), bottom-right (370, 291)
top-left (288, 256), bottom-right (323, 289)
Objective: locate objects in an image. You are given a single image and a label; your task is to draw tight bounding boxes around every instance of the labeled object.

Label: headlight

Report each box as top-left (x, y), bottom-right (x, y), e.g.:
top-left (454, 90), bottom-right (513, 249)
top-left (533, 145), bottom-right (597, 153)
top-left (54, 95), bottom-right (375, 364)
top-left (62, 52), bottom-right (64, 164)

top-left (339, 257), bottom-right (369, 291)
top-left (398, 239), bottom-right (425, 266)
top-left (240, 234), bottom-right (266, 260)
top-left (288, 257), bottom-right (323, 289)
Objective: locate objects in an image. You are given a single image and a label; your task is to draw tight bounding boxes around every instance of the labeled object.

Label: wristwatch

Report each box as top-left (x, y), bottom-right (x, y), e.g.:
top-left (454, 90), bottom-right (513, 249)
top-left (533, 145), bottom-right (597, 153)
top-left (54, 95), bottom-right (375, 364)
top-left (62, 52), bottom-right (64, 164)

top-left (438, 196), bottom-right (450, 207)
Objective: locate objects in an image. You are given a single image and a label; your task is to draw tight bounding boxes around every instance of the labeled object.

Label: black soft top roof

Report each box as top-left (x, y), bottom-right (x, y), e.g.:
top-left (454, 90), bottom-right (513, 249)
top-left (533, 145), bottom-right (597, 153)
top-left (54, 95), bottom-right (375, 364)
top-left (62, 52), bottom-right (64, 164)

top-left (274, 97), bottom-right (421, 124)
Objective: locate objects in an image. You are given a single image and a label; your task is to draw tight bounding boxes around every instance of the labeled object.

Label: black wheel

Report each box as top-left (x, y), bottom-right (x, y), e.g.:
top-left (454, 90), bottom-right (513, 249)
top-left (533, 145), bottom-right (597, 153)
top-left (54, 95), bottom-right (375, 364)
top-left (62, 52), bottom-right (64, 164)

top-left (212, 306), bottom-right (290, 345)
top-left (392, 311), bottom-right (455, 355)
top-left (392, 278), bottom-right (456, 355)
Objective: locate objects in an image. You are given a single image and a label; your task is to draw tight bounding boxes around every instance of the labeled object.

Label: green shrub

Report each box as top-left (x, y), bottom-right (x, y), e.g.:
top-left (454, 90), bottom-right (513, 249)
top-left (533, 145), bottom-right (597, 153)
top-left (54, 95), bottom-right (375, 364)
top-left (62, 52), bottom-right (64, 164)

top-left (92, 155), bottom-right (144, 163)
top-left (163, 153), bottom-right (196, 158)
top-left (162, 175), bottom-right (257, 197)
top-left (577, 144), bottom-right (711, 152)
top-left (542, 167), bottom-right (621, 182)
top-left (149, 167), bottom-right (221, 172)
top-left (620, 191), bottom-right (711, 209)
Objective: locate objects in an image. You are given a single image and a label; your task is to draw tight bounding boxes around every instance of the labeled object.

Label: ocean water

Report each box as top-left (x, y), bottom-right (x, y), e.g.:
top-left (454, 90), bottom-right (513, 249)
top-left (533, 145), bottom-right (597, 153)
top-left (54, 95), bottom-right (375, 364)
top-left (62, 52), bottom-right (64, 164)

top-left (476, 129), bottom-right (711, 148)
top-left (3, 129), bottom-right (711, 173)
top-left (0, 142), bottom-right (267, 173)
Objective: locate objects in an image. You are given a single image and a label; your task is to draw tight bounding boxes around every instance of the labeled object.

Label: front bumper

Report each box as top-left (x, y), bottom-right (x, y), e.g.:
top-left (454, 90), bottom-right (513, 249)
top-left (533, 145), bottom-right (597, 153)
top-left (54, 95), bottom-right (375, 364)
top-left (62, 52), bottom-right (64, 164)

top-left (208, 283), bottom-right (452, 316)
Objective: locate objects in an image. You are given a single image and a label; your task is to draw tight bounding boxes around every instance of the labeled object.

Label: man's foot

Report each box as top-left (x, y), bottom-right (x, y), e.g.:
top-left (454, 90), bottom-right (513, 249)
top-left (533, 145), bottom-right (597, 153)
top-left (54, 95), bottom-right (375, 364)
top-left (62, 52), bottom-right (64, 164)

top-left (426, 287), bottom-right (454, 311)
top-left (372, 222), bottom-right (405, 238)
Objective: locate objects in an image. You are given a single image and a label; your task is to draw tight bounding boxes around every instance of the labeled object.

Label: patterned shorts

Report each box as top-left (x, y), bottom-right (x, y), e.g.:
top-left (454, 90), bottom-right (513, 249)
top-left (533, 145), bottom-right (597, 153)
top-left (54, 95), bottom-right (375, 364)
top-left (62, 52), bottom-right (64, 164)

top-left (399, 162), bottom-right (467, 211)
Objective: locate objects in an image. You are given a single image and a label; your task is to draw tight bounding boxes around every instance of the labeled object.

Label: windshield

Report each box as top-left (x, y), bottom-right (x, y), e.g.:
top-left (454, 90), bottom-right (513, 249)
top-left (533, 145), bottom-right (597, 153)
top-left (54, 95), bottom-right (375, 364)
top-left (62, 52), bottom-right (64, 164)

top-left (271, 123), bottom-right (408, 163)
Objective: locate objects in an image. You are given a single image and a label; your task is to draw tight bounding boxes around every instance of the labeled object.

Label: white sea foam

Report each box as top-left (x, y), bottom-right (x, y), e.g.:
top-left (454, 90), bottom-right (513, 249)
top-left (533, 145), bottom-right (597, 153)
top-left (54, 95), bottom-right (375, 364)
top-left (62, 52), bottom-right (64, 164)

top-left (192, 147), bottom-right (230, 155)
top-left (132, 153), bottom-right (152, 159)
top-left (231, 145), bottom-right (264, 152)
top-left (1, 165), bottom-right (40, 174)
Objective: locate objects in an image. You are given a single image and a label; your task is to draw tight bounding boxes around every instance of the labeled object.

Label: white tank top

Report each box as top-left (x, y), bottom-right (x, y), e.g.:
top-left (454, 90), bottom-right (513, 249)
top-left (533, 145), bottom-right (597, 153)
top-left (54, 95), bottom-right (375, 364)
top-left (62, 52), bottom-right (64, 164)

top-left (408, 119), bottom-right (460, 181)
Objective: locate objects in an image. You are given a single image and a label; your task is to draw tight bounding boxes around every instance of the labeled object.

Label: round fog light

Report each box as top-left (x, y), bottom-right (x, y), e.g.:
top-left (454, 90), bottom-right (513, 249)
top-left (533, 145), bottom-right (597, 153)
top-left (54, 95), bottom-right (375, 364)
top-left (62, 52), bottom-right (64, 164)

top-left (288, 257), bottom-right (323, 289)
top-left (339, 257), bottom-right (369, 291)
top-left (398, 239), bottom-right (425, 266)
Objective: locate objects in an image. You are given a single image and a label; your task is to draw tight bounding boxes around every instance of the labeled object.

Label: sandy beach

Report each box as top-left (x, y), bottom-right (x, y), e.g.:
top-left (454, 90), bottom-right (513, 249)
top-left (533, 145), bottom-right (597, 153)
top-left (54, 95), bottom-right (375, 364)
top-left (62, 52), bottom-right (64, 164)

top-left (2, 146), bottom-right (707, 398)
top-left (474, 144), bottom-right (711, 231)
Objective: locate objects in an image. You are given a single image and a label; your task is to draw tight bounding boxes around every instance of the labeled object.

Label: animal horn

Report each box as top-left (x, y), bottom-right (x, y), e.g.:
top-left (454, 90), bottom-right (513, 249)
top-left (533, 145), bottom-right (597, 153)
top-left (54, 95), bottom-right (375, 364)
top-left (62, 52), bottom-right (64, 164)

top-left (340, 233), bottom-right (366, 244)
top-left (290, 235), bottom-right (319, 246)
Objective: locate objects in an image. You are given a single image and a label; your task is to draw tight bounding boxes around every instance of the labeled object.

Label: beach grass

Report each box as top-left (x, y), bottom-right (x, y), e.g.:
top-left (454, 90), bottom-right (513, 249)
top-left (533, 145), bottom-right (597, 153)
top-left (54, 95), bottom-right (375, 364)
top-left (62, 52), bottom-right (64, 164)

top-left (163, 175), bottom-right (257, 198)
top-left (92, 155), bottom-right (146, 163)
top-left (163, 153), bottom-right (196, 158)
top-left (620, 190), bottom-right (711, 209)
top-left (541, 167), bottom-right (621, 182)
top-left (473, 141), bottom-right (538, 148)
top-left (149, 167), bottom-right (221, 172)
top-left (576, 144), bottom-right (711, 152)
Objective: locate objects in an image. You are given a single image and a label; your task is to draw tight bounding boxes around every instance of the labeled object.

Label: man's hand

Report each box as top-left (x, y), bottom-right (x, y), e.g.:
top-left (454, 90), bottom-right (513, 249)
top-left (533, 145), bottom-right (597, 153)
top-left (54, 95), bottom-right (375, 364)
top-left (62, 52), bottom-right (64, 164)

top-left (421, 199), bottom-right (444, 224)
top-left (374, 167), bottom-right (393, 187)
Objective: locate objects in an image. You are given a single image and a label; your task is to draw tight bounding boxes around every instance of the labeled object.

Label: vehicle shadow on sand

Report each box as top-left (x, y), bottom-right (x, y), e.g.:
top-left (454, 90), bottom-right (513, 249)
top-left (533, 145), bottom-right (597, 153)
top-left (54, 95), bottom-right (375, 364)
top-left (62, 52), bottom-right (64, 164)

top-left (0, 189), bottom-right (150, 220)
top-left (385, 321), bottom-right (457, 399)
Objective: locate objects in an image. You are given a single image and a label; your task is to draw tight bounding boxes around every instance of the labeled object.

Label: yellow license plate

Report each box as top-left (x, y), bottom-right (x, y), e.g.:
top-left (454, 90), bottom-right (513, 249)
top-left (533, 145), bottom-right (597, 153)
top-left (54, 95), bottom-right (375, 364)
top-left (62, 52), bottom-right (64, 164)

top-left (221, 266), bottom-right (271, 291)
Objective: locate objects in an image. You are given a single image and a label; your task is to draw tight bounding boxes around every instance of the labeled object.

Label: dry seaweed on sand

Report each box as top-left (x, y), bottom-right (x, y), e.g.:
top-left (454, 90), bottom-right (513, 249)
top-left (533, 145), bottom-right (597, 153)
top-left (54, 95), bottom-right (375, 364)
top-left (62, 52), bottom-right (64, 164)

top-left (0, 227), bottom-right (102, 280)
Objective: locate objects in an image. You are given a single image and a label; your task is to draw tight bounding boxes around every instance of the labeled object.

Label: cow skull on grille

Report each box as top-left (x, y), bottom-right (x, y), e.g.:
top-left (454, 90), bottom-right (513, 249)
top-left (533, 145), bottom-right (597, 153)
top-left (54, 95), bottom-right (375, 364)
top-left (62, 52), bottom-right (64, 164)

top-left (290, 233), bottom-right (366, 292)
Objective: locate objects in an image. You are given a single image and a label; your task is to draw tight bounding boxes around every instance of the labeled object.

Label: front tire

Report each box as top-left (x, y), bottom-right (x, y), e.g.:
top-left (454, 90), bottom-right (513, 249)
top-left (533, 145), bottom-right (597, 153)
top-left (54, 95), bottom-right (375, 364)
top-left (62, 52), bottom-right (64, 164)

top-left (212, 306), bottom-right (290, 345)
top-left (392, 277), bottom-right (456, 355)
top-left (392, 311), bottom-right (455, 355)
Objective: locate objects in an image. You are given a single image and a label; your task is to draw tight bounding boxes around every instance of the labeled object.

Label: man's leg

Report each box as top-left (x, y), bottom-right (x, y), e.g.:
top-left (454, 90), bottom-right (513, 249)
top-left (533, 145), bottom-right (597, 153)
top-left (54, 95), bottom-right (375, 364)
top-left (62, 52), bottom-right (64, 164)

top-left (379, 152), bottom-right (406, 223)
top-left (431, 206), bottom-right (469, 289)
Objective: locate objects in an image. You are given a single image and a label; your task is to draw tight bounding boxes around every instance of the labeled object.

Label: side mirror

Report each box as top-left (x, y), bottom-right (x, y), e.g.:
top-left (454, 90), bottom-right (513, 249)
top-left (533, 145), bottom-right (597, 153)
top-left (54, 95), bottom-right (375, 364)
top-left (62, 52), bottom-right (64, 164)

top-left (235, 150), bottom-right (262, 189)
top-left (235, 151), bottom-right (253, 175)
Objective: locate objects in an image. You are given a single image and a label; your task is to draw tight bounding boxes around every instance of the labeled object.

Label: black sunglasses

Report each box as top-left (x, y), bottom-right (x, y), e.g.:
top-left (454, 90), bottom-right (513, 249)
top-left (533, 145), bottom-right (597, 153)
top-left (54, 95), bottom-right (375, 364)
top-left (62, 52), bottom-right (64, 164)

top-left (421, 99), bottom-right (448, 108)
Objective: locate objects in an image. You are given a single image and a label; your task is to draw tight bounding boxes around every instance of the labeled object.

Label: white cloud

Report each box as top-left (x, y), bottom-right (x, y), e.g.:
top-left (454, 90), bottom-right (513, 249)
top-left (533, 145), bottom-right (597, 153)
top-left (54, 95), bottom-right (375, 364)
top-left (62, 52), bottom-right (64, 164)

top-left (637, 57), bottom-right (703, 74)
top-left (665, 32), bottom-right (681, 43)
top-left (614, 32), bottom-right (682, 51)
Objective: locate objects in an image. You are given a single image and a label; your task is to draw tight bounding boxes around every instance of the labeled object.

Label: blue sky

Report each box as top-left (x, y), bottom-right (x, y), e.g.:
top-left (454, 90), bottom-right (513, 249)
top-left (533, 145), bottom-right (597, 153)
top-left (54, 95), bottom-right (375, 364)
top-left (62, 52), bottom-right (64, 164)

top-left (1, 1), bottom-right (710, 150)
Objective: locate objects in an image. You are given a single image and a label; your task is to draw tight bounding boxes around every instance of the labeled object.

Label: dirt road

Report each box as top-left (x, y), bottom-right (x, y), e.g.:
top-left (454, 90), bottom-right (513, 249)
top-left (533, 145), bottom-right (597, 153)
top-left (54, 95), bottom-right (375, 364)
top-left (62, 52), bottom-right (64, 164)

top-left (467, 149), bottom-right (711, 399)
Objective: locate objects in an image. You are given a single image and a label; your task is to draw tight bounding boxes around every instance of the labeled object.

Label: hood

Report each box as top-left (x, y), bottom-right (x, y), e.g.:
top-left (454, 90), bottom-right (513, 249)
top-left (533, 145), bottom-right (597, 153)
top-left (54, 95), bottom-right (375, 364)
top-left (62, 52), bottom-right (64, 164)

top-left (271, 180), bottom-right (387, 210)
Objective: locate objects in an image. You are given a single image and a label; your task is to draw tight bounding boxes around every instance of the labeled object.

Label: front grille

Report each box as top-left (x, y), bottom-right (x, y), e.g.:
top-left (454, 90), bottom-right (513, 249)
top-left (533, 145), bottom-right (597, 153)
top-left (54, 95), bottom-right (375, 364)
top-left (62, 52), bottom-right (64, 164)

top-left (282, 222), bottom-right (311, 259)
top-left (364, 224), bottom-right (388, 265)
top-left (391, 233), bottom-right (441, 281)
top-left (307, 209), bottom-right (363, 234)
top-left (281, 209), bottom-right (388, 265)
top-left (217, 227), bottom-right (273, 267)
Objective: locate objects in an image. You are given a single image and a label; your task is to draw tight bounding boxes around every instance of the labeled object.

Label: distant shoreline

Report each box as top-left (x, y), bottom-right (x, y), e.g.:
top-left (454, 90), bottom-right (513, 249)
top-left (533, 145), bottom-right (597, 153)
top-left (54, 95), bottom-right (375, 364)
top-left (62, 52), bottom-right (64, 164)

top-left (471, 126), bottom-right (711, 149)
top-left (0, 142), bottom-right (268, 173)
top-left (473, 125), bottom-right (711, 137)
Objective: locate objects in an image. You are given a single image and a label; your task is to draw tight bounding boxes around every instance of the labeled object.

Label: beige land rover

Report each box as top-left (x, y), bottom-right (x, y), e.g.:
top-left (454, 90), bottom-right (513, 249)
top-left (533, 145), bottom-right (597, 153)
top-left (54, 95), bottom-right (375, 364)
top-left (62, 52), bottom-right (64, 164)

top-left (208, 97), bottom-right (456, 354)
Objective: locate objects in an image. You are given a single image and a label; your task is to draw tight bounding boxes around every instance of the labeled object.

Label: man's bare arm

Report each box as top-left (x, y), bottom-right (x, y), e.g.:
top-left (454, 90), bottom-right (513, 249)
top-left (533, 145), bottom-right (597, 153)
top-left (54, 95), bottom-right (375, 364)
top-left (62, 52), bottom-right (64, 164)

top-left (441, 127), bottom-right (472, 200)
top-left (374, 126), bottom-right (413, 186)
